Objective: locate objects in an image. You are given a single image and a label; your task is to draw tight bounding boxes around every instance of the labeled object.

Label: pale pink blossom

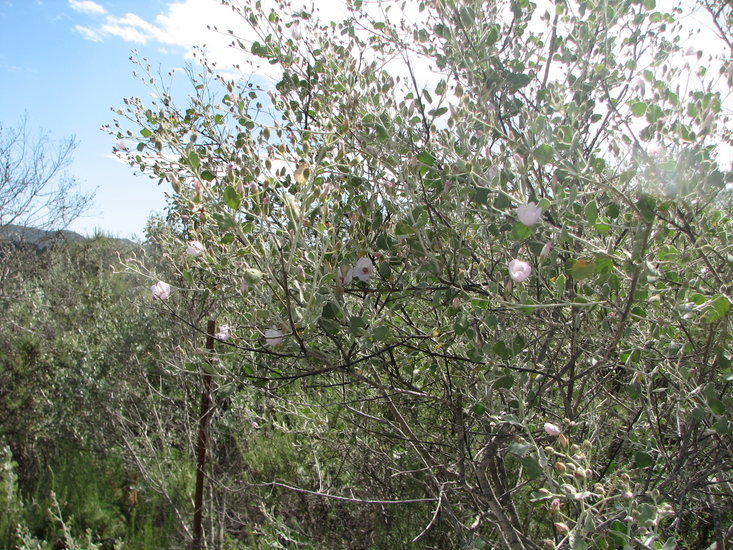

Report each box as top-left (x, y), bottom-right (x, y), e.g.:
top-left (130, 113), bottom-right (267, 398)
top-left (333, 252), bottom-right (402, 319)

top-left (338, 266), bottom-right (353, 286)
top-left (264, 327), bottom-right (284, 347)
top-left (633, 76), bottom-right (645, 95)
top-left (701, 110), bottom-right (715, 132)
top-left (291, 21), bottom-right (301, 40)
top-left (296, 264), bottom-right (305, 279)
top-left (517, 202), bottom-right (543, 226)
top-left (509, 259), bottom-right (532, 283)
top-left (115, 139), bottom-right (128, 151)
top-left (540, 240), bottom-right (553, 258)
top-left (352, 256), bottom-right (373, 282)
top-left (186, 240), bottom-right (205, 257)
top-left (215, 324), bottom-right (231, 341)
top-left (550, 498), bottom-right (561, 511)
top-left (151, 281), bottom-right (171, 300)
top-left (544, 422), bottom-right (562, 437)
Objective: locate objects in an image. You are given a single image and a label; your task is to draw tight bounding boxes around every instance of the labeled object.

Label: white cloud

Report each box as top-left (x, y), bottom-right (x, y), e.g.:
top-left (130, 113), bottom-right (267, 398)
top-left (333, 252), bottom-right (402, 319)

top-left (100, 12), bottom-right (162, 44)
top-left (68, 0), bottom-right (106, 15)
top-left (73, 24), bottom-right (102, 42)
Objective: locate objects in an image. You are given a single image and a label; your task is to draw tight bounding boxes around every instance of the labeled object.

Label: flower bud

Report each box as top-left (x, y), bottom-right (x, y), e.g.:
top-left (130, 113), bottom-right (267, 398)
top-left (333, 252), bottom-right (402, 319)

top-left (554, 522), bottom-right (569, 534)
top-left (544, 422), bottom-right (562, 437)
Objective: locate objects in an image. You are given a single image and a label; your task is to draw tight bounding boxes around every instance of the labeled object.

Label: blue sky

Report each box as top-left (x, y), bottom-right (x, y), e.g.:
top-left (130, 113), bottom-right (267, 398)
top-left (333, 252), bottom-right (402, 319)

top-left (0, 0), bottom-right (245, 239)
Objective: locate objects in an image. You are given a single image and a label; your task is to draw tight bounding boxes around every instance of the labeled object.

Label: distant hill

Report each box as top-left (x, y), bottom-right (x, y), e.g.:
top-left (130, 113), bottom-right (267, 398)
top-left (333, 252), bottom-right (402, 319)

top-left (0, 224), bottom-right (136, 252)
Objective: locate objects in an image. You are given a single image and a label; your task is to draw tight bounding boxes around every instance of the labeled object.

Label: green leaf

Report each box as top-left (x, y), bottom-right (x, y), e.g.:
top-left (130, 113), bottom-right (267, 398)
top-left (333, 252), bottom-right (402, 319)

top-left (512, 335), bottom-right (526, 355)
top-left (494, 192), bottom-right (511, 209)
top-left (706, 295), bottom-right (731, 322)
top-left (472, 403), bottom-right (486, 416)
top-left (584, 200), bottom-right (598, 223)
top-left (637, 194), bottom-right (656, 222)
top-left (494, 373), bottom-right (515, 389)
top-left (372, 325), bottom-right (389, 341)
top-left (718, 349), bottom-right (732, 370)
top-left (242, 268), bottom-right (263, 283)
top-left (570, 259), bottom-right (596, 280)
top-left (223, 185), bottom-right (241, 210)
top-left (532, 144), bottom-right (554, 165)
top-left (395, 220), bottom-right (415, 235)
top-left (375, 124), bottom-right (388, 142)
top-left (714, 417), bottom-right (730, 435)
top-left (188, 151), bottom-right (200, 172)
top-left (708, 398), bottom-right (725, 416)
top-left (595, 255), bottom-right (614, 274)
top-left (349, 316), bottom-right (367, 336)
top-left (459, 5), bottom-right (475, 25)
top-left (417, 151), bottom-right (435, 166)
top-left (472, 187), bottom-right (491, 205)
top-left (493, 341), bottom-right (513, 359)
top-left (507, 442), bottom-right (531, 458)
top-left (521, 455), bottom-right (543, 479)
top-left (322, 302), bottom-right (340, 320)
top-left (510, 222), bottom-right (532, 241)
top-left (140, 128), bottom-right (152, 138)
top-left (634, 451), bottom-right (654, 468)
top-left (378, 262), bottom-right (392, 279)
top-left (507, 72), bottom-right (531, 91)
top-left (630, 101), bottom-right (647, 117)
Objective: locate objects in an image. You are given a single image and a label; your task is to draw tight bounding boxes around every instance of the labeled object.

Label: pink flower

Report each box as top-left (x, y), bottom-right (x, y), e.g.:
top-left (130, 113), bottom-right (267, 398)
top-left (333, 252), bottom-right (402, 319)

top-left (540, 240), bottom-right (553, 259)
top-left (115, 139), bottom-right (128, 151)
top-left (353, 256), bottom-right (373, 282)
top-left (509, 259), bottom-right (532, 283)
top-left (338, 266), bottom-right (353, 286)
top-left (215, 324), bottom-right (231, 341)
top-left (633, 76), bottom-right (645, 95)
top-left (264, 327), bottom-right (283, 347)
top-left (516, 202), bottom-right (543, 226)
top-left (544, 422), bottom-right (562, 437)
top-left (291, 21), bottom-right (301, 40)
top-left (550, 498), bottom-right (561, 511)
top-left (186, 240), bottom-right (205, 257)
top-left (151, 281), bottom-right (171, 300)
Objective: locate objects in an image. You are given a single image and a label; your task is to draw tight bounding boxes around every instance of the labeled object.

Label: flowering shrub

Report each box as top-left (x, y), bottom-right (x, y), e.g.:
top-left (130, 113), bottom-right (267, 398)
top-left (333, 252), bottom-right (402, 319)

top-left (112, 0), bottom-right (733, 547)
